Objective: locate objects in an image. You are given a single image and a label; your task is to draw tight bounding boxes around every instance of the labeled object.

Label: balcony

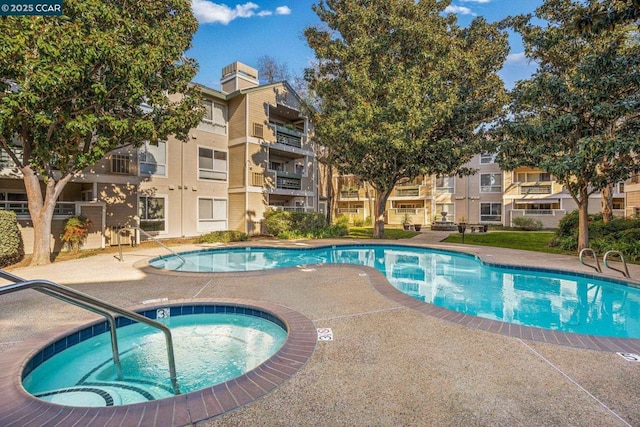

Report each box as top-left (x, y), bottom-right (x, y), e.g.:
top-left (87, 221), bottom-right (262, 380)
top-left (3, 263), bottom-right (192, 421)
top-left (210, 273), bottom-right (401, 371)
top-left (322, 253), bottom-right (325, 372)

top-left (276, 171), bottom-right (302, 190)
top-left (273, 124), bottom-right (303, 148)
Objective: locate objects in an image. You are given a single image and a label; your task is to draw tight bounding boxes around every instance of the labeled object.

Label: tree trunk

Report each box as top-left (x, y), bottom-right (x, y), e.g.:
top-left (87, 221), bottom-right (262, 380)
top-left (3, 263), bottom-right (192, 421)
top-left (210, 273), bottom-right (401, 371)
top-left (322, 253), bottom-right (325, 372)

top-left (373, 188), bottom-right (391, 238)
top-left (23, 167), bottom-right (72, 265)
top-left (326, 164), bottom-right (334, 225)
top-left (601, 183), bottom-right (613, 224)
top-left (577, 188), bottom-right (590, 252)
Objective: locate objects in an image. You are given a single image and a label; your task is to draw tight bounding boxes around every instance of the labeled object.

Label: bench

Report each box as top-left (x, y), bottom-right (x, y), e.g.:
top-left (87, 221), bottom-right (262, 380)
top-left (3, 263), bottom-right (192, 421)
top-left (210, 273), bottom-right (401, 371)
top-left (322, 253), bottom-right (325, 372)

top-left (469, 224), bottom-right (488, 233)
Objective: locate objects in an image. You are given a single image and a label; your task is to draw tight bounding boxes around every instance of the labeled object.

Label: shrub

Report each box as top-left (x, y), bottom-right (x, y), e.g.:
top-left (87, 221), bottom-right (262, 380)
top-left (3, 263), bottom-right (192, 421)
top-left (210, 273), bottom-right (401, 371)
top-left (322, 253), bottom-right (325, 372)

top-left (0, 210), bottom-right (24, 267)
top-left (335, 215), bottom-right (350, 227)
top-left (264, 210), bottom-right (291, 237)
top-left (61, 215), bottom-right (92, 252)
top-left (512, 217), bottom-right (543, 231)
top-left (550, 211), bottom-right (640, 261)
top-left (353, 217), bottom-right (364, 227)
top-left (264, 210), bottom-right (347, 239)
top-left (194, 230), bottom-right (248, 244)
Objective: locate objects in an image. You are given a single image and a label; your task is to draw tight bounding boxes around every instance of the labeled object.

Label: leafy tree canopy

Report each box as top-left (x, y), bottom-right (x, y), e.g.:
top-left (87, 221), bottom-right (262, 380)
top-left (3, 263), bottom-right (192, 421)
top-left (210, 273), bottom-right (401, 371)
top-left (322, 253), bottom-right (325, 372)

top-left (576, 0), bottom-right (640, 33)
top-left (490, 0), bottom-right (640, 250)
top-left (304, 0), bottom-right (508, 236)
top-left (0, 0), bottom-right (203, 264)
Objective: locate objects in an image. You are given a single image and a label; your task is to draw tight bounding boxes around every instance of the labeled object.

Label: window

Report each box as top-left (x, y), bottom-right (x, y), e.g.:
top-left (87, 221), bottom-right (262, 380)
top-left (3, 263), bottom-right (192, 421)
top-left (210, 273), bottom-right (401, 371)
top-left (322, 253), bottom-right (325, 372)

top-left (480, 203), bottom-right (502, 222)
top-left (201, 100), bottom-right (227, 134)
top-left (81, 190), bottom-right (94, 202)
top-left (110, 154), bottom-right (131, 174)
top-left (480, 173), bottom-right (502, 193)
top-left (480, 153), bottom-right (496, 164)
top-left (198, 147), bottom-right (227, 181)
top-left (269, 161), bottom-right (284, 171)
top-left (436, 176), bottom-right (454, 193)
top-left (139, 196), bottom-right (166, 232)
top-left (612, 198), bottom-right (625, 210)
top-left (198, 198), bottom-right (227, 232)
top-left (139, 141), bottom-right (167, 176)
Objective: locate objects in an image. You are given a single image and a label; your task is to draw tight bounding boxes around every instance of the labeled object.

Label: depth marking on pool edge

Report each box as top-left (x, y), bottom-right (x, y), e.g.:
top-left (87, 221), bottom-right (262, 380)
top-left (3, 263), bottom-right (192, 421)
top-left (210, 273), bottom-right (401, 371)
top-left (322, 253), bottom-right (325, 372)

top-left (317, 328), bottom-right (333, 341)
top-left (142, 297), bottom-right (169, 304)
top-left (617, 352), bottom-right (640, 362)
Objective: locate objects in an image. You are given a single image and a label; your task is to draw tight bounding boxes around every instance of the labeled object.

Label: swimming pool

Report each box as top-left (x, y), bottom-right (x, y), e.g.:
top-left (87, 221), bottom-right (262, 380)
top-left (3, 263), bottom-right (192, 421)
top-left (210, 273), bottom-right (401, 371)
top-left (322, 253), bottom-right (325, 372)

top-left (149, 245), bottom-right (640, 339)
top-left (22, 304), bottom-right (287, 407)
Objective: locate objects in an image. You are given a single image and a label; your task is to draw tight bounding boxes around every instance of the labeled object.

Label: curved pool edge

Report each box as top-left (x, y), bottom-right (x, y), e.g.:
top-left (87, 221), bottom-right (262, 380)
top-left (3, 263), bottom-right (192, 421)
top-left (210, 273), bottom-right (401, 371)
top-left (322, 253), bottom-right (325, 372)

top-left (136, 242), bottom-right (640, 354)
top-left (0, 298), bottom-right (317, 426)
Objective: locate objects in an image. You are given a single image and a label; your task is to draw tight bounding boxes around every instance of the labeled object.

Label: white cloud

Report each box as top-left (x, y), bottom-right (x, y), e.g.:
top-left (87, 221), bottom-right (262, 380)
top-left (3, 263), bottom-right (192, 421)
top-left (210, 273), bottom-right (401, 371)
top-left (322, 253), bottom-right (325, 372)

top-left (506, 52), bottom-right (529, 65)
top-left (192, 1), bottom-right (292, 24)
top-left (191, 1), bottom-right (260, 24)
top-left (444, 5), bottom-right (476, 16)
top-left (460, 0), bottom-right (491, 3)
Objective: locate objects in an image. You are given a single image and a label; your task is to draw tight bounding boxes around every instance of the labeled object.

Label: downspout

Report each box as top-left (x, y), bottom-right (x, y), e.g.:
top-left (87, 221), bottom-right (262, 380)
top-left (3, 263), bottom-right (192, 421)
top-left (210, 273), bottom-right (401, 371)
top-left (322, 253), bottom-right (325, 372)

top-left (245, 94), bottom-right (250, 234)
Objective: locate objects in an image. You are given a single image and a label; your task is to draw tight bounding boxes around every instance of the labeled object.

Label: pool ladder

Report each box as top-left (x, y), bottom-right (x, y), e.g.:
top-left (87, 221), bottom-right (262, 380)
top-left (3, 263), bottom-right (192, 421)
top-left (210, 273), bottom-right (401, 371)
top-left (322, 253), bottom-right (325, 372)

top-left (0, 270), bottom-right (180, 394)
top-left (116, 226), bottom-right (187, 266)
top-left (579, 248), bottom-right (630, 278)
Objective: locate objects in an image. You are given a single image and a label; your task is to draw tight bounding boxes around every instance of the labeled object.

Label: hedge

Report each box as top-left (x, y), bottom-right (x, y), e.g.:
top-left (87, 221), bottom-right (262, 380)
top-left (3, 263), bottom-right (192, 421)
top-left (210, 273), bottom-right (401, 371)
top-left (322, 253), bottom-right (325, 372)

top-left (0, 210), bottom-right (24, 267)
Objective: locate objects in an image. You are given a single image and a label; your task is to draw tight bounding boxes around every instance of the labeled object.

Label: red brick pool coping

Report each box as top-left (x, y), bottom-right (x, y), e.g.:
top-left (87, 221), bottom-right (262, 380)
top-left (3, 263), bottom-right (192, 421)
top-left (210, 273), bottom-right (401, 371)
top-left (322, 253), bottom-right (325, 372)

top-left (0, 298), bottom-right (316, 426)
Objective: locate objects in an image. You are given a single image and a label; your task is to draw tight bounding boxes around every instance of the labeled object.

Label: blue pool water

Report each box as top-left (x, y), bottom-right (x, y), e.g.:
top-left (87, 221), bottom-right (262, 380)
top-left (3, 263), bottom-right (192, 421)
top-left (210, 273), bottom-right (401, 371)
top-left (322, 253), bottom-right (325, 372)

top-left (22, 309), bottom-right (287, 407)
top-left (150, 245), bottom-right (640, 339)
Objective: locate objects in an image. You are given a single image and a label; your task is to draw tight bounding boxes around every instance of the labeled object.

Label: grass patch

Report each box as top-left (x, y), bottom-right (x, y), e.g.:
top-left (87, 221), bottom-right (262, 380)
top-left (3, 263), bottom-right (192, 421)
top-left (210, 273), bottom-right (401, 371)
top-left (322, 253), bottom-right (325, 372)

top-left (345, 227), bottom-right (419, 240)
top-left (444, 231), bottom-right (569, 254)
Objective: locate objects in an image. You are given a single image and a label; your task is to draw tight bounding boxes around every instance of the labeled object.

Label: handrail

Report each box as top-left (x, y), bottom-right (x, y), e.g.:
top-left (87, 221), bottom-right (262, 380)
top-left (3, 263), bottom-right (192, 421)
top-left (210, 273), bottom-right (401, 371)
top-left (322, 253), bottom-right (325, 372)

top-left (579, 248), bottom-right (601, 273)
top-left (603, 250), bottom-right (631, 278)
top-left (0, 270), bottom-right (123, 379)
top-left (117, 226), bottom-right (186, 266)
top-left (0, 271), bottom-right (180, 394)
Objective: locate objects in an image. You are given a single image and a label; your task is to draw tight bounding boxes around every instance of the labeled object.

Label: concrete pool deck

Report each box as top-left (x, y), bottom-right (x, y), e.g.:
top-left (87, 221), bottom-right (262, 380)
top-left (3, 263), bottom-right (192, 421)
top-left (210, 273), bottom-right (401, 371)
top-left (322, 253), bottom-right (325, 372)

top-left (1, 231), bottom-right (640, 426)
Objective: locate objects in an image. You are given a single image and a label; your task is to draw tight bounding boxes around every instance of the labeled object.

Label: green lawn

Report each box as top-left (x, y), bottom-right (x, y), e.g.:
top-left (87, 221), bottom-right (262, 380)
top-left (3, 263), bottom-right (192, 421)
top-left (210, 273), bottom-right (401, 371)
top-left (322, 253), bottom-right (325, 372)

top-left (345, 226), bottom-right (419, 240)
top-left (443, 231), bottom-right (569, 254)
top-left (344, 227), bottom-right (569, 255)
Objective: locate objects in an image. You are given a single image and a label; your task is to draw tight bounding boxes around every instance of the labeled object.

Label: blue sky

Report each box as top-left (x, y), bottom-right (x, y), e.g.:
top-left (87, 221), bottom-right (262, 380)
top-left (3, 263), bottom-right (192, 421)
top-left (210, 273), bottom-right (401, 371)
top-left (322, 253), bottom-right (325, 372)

top-left (187, 0), bottom-right (544, 90)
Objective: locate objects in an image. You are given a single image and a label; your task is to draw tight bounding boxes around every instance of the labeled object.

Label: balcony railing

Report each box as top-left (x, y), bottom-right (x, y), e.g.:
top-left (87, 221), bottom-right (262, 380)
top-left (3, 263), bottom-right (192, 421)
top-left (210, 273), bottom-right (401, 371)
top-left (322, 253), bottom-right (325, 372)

top-left (395, 188), bottom-right (420, 197)
top-left (1, 201), bottom-right (76, 216)
top-left (269, 205), bottom-right (309, 212)
top-left (276, 175), bottom-right (302, 190)
top-left (519, 184), bottom-right (552, 194)
top-left (512, 209), bottom-right (565, 217)
top-left (339, 190), bottom-right (359, 199)
top-left (273, 124), bottom-right (303, 148)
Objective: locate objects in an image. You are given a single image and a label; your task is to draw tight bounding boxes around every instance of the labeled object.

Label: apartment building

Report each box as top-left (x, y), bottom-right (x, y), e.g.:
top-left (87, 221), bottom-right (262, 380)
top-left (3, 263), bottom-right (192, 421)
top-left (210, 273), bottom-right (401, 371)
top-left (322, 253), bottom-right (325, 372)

top-left (0, 62), bottom-right (317, 254)
top-left (331, 153), bottom-right (627, 228)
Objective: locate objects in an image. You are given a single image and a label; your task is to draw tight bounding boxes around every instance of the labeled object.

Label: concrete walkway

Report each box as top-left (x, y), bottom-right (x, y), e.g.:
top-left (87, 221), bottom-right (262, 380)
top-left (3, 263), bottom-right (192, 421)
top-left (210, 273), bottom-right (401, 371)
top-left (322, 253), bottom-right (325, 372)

top-left (1, 231), bottom-right (640, 426)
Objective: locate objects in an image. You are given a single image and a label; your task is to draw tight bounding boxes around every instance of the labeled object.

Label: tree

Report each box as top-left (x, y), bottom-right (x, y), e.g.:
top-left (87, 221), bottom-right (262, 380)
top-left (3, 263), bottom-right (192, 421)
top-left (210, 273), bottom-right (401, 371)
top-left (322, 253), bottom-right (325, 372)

top-left (304, 0), bottom-right (508, 237)
top-left (490, 0), bottom-right (640, 251)
top-left (257, 55), bottom-right (291, 84)
top-left (0, 0), bottom-right (203, 265)
top-left (576, 0), bottom-right (640, 33)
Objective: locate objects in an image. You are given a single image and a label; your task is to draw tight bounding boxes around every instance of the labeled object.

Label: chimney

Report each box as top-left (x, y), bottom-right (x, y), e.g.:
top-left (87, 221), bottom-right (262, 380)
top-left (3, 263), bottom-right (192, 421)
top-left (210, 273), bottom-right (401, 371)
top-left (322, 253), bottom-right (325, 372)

top-left (220, 61), bottom-right (259, 94)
